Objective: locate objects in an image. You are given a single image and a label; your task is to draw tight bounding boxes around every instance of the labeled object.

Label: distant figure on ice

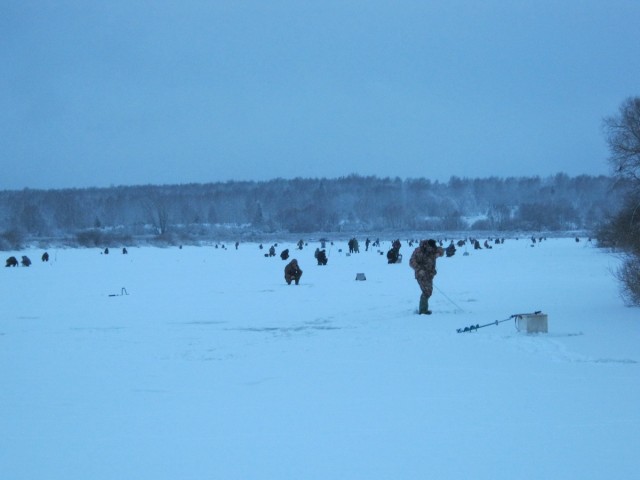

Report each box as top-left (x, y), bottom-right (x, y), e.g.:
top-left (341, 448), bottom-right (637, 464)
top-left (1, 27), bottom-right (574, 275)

top-left (387, 239), bottom-right (402, 264)
top-left (409, 239), bottom-right (444, 315)
top-left (42, 252), bottom-right (49, 262)
top-left (315, 248), bottom-right (328, 265)
top-left (348, 238), bottom-right (360, 254)
top-left (269, 245), bottom-right (276, 257)
top-left (284, 259), bottom-right (303, 285)
top-left (445, 241), bottom-right (456, 257)
top-left (280, 249), bottom-right (290, 260)
top-left (5, 256), bottom-right (18, 267)
top-left (122, 247), bottom-right (128, 254)
top-left (21, 255), bottom-right (32, 267)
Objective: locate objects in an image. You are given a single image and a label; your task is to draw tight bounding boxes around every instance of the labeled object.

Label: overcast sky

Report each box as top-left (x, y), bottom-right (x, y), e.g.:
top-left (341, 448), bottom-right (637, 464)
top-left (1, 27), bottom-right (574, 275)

top-left (2, 1), bottom-right (639, 190)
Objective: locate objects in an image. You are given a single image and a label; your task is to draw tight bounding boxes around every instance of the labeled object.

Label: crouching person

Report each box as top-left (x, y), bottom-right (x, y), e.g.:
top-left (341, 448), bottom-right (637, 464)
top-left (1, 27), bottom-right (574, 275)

top-left (317, 249), bottom-right (328, 265)
top-left (314, 248), bottom-right (328, 265)
top-left (284, 259), bottom-right (303, 285)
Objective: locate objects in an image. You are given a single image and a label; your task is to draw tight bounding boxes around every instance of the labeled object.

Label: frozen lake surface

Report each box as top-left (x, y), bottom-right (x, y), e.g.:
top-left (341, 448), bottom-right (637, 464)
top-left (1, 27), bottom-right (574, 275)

top-left (2, 237), bottom-right (638, 479)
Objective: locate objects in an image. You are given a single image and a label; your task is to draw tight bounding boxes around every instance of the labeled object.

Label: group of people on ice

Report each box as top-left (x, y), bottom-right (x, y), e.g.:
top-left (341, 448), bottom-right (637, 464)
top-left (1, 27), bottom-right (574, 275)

top-left (279, 236), bottom-right (447, 316)
top-left (277, 235), bottom-right (524, 315)
top-left (5, 255), bottom-right (32, 267)
top-left (3, 235), bottom-right (490, 316)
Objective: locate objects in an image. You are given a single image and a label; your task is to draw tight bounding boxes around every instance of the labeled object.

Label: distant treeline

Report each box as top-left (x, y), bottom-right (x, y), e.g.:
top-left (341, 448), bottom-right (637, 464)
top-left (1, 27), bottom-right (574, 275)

top-left (0, 173), bottom-right (628, 249)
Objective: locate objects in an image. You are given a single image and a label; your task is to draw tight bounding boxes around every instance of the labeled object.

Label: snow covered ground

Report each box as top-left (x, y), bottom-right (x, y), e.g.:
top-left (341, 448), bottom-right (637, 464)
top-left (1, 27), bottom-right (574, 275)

top-left (1, 237), bottom-right (638, 480)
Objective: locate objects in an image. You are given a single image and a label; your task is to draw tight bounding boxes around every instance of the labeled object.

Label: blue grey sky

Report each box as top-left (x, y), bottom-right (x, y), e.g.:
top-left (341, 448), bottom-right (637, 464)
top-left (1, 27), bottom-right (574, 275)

top-left (2, 1), bottom-right (639, 190)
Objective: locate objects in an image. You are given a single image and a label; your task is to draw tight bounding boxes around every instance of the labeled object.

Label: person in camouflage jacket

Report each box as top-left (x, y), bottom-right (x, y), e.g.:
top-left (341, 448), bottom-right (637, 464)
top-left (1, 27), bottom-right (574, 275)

top-left (409, 239), bottom-right (444, 314)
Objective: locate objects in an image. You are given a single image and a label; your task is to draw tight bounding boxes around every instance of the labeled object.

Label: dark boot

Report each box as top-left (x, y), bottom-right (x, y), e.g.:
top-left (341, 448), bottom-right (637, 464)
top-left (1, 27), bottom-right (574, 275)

top-left (419, 294), bottom-right (432, 315)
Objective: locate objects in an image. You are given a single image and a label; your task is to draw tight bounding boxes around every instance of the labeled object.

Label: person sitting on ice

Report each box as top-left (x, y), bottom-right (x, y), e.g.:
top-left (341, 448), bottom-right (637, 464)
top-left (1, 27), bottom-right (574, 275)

top-left (445, 241), bottom-right (456, 257)
top-left (387, 239), bottom-right (402, 264)
top-left (284, 259), bottom-right (303, 285)
top-left (280, 249), bottom-right (290, 260)
top-left (387, 246), bottom-right (400, 264)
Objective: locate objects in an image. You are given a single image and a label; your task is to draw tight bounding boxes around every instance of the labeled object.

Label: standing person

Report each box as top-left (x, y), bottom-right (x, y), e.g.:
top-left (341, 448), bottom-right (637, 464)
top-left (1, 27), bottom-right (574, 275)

top-left (409, 239), bottom-right (444, 315)
top-left (284, 259), bottom-right (303, 285)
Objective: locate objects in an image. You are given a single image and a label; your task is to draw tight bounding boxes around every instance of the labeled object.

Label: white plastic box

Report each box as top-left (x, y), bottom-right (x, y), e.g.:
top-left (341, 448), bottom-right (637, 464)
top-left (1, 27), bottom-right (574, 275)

top-left (515, 313), bottom-right (548, 333)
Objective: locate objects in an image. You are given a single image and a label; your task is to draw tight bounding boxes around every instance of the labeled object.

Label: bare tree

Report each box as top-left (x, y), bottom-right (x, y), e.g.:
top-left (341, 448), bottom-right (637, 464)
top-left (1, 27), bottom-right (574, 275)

top-left (142, 195), bottom-right (170, 236)
top-left (603, 97), bottom-right (640, 245)
top-left (602, 96), bottom-right (640, 305)
top-left (603, 96), bottom-right (640, 185)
